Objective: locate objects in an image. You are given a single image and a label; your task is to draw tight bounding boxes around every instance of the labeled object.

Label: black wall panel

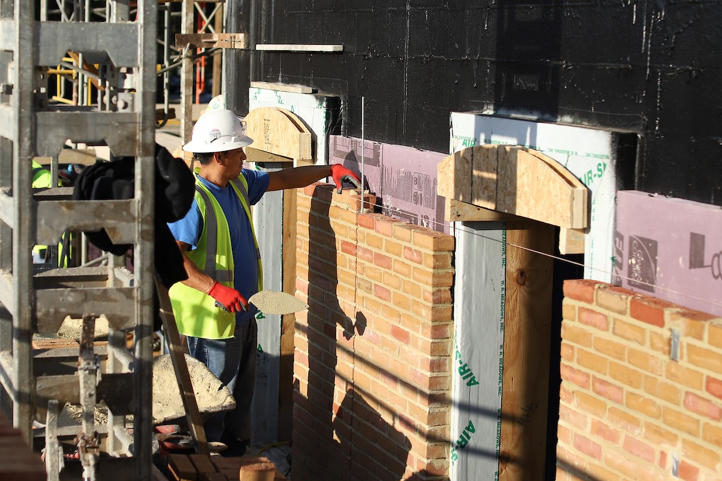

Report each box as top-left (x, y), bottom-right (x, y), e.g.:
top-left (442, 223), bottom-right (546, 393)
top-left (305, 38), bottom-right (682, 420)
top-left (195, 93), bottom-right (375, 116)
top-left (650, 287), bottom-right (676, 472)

top-left (234, 0), bottom-right (722, 205)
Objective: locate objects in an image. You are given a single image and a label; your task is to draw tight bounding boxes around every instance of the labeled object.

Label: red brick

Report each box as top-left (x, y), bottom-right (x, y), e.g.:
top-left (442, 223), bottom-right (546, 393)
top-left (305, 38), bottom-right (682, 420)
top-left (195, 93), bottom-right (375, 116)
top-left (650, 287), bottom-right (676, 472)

top-left (391, 326), bottom-right (411, 345)
top-left (564, 279), bottom-right (601, 303)
top-left (630, 296), bottom-right (675, 328)
top-left (591, 419), bottom-right (621, 444)
top-left (623, 435), bottom-right (656, 463)
top-left (559, 404), bottom-right (589, 430)
top-left (374, 284), bottom-right (391, 302)
top-left (678, 460), bottom-right (700, 481)
top-left (560, 365), bottom-right (591, 389)
top-left (375, 217), bottom-right (399, 237)
top-left (684, 392), bottom-right (722, 421)
top-left (706, 376), bottom-right (722, 400)
top-left (572, 433), bottom-right (602, 460)
top-left (358, 213), bottom-right (376, 229)
top-left (579, 307), bottom-right (610, 331)
top-left (592, 376), bottom-right (623, 404)
top-left (403, 246), bottom-right (423, 265)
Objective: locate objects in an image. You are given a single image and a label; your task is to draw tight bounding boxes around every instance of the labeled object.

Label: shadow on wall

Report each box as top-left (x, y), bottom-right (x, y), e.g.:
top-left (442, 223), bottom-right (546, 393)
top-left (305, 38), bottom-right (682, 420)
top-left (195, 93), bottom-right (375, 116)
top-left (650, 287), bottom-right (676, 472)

top-left (334, 388), bottom-right (411, 479)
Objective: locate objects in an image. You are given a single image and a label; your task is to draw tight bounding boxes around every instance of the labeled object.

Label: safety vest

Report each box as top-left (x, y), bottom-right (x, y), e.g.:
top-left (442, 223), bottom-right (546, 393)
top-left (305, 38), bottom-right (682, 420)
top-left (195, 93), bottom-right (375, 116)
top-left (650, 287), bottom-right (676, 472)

top-left (169, 174), bottom-right (263, 339)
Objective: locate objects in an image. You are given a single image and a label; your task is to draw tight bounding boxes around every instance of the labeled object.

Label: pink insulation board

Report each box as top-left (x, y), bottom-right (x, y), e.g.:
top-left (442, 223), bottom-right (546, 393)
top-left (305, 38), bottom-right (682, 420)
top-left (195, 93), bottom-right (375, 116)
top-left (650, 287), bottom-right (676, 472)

top-left (616, 191), bottom-right (722, 317)
top-left (330, 136), bottom-right (448, 233)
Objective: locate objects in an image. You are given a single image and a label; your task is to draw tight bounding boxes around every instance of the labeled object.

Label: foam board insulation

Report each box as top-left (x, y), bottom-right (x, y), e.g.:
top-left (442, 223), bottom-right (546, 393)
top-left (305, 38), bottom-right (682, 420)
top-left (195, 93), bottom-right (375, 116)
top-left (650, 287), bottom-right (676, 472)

top-left (248, 86), bottom-right (339, 165)
top-left (450, 112), bottom-right (619, 281)
top-left (616, 191), bottom-right (722, 317)
top-left (329, 136), bottom-right (448, 233)
top-left (451, 222), bottom-right (506, 480)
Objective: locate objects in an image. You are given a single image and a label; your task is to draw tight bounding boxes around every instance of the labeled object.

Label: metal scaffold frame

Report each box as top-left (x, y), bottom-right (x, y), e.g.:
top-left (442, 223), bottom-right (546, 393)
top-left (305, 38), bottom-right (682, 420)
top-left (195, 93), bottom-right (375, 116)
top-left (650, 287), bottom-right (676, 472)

top-left (0, 1), bottom-right (157, 479)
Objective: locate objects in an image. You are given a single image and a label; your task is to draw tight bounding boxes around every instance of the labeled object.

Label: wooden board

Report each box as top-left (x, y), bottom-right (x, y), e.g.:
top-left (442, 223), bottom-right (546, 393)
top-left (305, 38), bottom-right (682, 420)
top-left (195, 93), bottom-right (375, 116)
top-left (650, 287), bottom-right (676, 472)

top-left (559, 227), bottom-right (586, 255)
top-left (212, 456), bottom-right (287, 481)
top-left (499, 220), bottom-right (554, 480)
top-left (155, 278), bottom-right (210, 456)
top-left (245, 107), bottom-right (312, 160)
top-left (437, 145), bottom-right (589, 229)
top-left (256, 44), bottom-right (343, 52)
top-left (251, 81), bottom-right (317, 95)
top-left (34, 147), bottom-right (97, 166)
top-left (445, 198), bottom-right (519, 222)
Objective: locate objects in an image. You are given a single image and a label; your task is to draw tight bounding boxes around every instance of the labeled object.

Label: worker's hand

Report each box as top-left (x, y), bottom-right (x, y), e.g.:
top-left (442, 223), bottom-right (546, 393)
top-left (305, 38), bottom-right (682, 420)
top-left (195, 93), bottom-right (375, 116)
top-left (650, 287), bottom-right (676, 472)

top-left (208, 281), bottom-right (249, 313)
top-left (330, 164), bottom-right (362, 194)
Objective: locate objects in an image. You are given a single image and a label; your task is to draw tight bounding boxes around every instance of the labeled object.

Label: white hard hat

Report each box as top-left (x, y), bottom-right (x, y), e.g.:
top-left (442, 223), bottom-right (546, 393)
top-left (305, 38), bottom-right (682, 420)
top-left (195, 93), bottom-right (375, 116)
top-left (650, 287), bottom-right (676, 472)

top-left (183, 109), bottom-right (254, 153)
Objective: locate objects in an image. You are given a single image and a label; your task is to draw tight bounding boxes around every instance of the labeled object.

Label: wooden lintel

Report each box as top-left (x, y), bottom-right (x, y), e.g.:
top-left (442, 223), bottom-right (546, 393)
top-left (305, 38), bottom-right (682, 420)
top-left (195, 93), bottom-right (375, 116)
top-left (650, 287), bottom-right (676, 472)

top-left (445, 198), bottom-right (520, 222)
top-left (245, 147), bottom-right (295, 164)
top-left (175, 33), bottom-right (246, 50)
top-left (559, 227), bottom-right (586, 255)
top-left (437, 145), bottom-right (589, 229)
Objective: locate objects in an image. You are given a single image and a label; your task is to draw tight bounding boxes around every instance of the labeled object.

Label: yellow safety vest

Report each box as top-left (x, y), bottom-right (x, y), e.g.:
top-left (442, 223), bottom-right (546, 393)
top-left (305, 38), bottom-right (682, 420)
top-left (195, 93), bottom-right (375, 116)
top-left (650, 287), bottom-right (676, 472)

top-left (169, 174), bottom-right (263, 339)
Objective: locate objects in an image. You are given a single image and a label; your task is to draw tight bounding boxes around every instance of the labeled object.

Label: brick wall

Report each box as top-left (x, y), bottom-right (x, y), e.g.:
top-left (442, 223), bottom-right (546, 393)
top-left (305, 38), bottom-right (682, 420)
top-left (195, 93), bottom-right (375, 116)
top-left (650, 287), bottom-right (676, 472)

top-left (292, 183), bottom-right (455, 481)
top-left (558, 280), bottom-right (722, 481)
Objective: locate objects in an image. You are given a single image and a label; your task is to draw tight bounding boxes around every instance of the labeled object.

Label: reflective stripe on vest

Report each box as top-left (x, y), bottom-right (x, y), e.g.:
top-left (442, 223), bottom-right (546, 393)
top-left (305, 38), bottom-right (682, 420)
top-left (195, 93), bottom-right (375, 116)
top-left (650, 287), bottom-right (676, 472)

top-left (168, 174), bottom-right (262, 339)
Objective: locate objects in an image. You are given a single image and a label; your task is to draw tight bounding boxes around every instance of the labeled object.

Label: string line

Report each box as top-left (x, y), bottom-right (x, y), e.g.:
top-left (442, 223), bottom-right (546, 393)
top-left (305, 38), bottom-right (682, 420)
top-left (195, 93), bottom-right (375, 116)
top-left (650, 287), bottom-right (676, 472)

top-left (337, 194), bottom-right (722, 312)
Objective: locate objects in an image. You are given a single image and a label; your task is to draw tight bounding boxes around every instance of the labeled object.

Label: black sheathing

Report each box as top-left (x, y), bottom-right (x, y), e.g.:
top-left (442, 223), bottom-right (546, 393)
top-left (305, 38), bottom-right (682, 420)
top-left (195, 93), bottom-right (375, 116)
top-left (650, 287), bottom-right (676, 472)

top-left (239, 1), bottom-right (722, 206)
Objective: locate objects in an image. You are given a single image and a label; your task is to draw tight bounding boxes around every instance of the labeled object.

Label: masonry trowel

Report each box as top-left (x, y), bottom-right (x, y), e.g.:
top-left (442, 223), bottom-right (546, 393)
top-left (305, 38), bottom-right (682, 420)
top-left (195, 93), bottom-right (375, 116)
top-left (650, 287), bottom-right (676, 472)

top-left (215, 290), bottom-right (309, 315)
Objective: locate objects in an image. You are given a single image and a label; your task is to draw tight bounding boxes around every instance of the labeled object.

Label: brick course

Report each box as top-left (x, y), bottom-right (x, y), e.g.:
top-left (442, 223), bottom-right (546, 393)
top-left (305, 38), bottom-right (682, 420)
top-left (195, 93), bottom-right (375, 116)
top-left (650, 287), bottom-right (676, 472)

top-left (293, 184), bottom-right (454, 480)
top-left (558, 280), bottom-right (722, 480)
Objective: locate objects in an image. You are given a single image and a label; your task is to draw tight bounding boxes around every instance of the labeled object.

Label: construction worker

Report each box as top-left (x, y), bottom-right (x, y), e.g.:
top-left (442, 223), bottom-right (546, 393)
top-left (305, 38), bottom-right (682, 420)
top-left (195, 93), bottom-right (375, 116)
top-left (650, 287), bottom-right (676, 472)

top-left (32, 160), bottom-right (73, 266)
top-left (168, 109), bottom-right (361, 453)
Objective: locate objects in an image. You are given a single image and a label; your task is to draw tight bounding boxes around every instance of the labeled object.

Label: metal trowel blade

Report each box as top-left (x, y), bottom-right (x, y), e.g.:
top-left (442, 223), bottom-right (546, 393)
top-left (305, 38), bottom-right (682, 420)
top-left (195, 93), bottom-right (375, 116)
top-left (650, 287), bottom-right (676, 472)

top-left (248, 290), bottom-right (309, 315)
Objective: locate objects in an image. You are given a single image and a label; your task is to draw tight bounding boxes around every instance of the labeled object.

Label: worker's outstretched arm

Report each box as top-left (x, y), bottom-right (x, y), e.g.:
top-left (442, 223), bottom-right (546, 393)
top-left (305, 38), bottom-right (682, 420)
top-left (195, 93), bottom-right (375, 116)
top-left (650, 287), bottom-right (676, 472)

top-left (266, 164), bottom-right (360, 192)
top-left (175, 240), bottom-right (248, 312)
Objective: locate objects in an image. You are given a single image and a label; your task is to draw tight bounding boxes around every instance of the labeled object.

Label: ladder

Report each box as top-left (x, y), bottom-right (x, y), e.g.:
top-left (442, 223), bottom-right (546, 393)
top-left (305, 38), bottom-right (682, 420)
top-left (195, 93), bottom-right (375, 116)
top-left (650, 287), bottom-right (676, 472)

top-left (0, 1), bottom-right (157, 480)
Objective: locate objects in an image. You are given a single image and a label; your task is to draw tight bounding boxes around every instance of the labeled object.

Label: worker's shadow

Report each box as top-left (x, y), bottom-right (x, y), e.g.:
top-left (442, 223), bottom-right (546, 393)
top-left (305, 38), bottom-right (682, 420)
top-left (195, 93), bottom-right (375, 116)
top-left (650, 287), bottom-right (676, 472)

top-left (307, 185), bottom-right (365, 340)
top-left (333, 387), bottom-right (411, 479)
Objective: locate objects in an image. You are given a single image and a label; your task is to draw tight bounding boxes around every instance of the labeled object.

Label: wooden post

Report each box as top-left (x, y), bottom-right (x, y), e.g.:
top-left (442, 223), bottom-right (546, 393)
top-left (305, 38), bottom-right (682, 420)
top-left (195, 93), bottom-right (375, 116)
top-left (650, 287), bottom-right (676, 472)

top-left (180, 0), bottom-right (194, 145)
top-left (212, 5), bottom-right (223, 98)
top-left (499, 220), bottom-right (554, 480)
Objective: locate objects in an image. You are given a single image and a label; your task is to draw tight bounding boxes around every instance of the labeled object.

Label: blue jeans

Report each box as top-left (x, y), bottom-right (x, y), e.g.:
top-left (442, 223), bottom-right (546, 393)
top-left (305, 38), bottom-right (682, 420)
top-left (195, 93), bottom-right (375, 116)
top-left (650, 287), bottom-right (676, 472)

top-left (187, 318), bottom-right (257, 443)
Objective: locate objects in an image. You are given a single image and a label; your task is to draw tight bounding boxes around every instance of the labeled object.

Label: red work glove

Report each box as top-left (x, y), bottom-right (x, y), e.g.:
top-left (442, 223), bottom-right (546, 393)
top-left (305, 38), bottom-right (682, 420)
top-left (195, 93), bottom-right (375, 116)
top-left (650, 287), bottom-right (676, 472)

top-left (208, 281), bottom-right (249, 313)
top-left (330, 164), bottom-right (362, 194)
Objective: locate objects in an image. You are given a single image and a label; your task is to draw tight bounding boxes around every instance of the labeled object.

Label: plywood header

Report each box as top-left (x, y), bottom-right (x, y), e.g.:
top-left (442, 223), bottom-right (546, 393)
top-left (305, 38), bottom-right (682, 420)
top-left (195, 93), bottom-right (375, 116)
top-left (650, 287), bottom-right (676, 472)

top-left (245, 107), bottom-right (312, 161)
top-left (437, 145), bottom-right (589, 229)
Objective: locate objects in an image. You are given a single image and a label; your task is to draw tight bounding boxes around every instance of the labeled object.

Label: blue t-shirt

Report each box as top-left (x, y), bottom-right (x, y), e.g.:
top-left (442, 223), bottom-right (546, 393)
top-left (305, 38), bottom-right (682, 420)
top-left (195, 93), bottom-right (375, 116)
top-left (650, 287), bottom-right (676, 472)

top-left (169, 169), bottom-right (270, 324)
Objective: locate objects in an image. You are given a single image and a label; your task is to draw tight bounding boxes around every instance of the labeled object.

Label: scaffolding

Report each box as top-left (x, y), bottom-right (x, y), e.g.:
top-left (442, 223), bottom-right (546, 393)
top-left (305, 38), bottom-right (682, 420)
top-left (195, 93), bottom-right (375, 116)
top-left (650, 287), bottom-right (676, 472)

top-left (0, 1), bottom-right (157, 480)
